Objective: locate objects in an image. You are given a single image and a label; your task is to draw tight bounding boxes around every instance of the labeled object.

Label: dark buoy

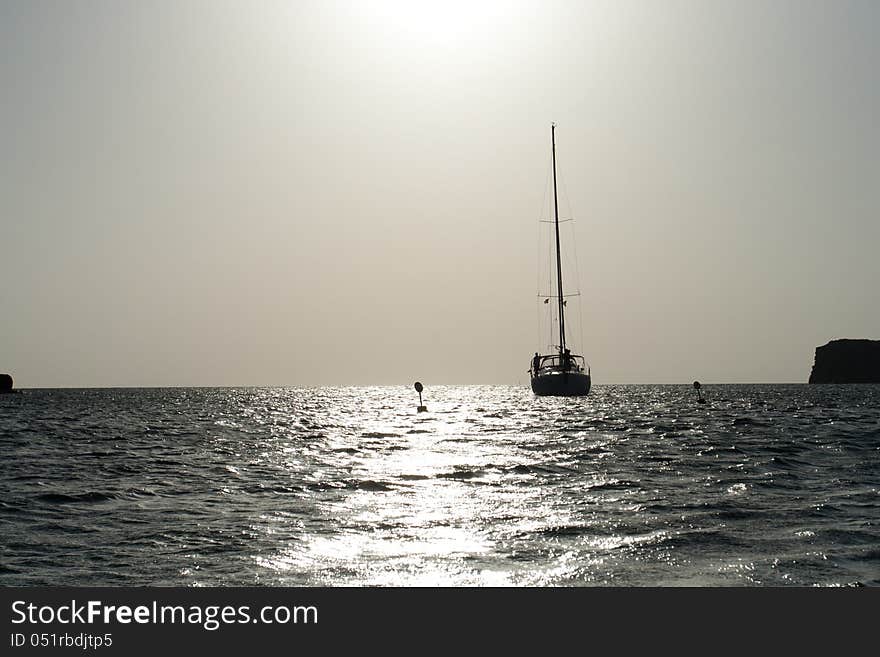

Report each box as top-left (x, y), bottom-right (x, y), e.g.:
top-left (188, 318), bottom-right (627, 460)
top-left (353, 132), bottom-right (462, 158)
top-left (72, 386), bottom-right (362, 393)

top-left (693, 380), bottom-right (706, 404)
top-left (414, 381), bottom-right (427, 412)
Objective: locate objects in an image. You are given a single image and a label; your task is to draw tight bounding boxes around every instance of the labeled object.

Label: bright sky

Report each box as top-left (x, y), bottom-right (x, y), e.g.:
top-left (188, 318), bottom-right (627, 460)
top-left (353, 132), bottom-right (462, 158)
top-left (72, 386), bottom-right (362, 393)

top-left (2, 0), bottom-right (878, 387)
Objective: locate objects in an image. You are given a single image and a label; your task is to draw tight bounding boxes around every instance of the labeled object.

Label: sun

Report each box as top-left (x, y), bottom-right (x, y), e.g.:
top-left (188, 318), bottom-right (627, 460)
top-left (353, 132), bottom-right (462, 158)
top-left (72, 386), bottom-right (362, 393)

top-left (359, 0), bottom-right (513, 49)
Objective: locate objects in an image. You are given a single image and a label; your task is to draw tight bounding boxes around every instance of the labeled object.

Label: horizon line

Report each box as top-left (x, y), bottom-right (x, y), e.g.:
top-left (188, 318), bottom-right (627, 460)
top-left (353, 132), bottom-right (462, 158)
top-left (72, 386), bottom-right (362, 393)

top-left (7, 381), bottom-right (819, 391)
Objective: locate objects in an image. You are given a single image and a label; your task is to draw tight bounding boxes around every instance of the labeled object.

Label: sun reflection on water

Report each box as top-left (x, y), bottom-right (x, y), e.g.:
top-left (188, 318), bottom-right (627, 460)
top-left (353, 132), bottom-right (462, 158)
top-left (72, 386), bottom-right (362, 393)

top-left (250, 386), bottom-right (572, 585)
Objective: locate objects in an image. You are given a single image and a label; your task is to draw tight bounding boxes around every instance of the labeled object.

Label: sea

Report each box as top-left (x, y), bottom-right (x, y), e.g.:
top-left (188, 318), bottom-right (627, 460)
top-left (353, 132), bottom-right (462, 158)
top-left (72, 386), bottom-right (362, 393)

top-left (1, 384), bottom-right (878, 587)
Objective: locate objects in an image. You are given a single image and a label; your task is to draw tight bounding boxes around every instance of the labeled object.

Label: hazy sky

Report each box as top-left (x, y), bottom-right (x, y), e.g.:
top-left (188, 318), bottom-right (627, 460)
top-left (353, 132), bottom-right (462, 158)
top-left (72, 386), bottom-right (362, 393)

top-left (2, 0), bottom-right (878, 387)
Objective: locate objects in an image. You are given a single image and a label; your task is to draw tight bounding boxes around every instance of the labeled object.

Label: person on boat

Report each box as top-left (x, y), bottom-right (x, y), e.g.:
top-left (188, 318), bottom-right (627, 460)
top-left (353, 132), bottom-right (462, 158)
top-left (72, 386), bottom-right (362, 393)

top-left (532, 353), bottom-right (541, 375)
top-left (563, 349), bottom-right (572, 371)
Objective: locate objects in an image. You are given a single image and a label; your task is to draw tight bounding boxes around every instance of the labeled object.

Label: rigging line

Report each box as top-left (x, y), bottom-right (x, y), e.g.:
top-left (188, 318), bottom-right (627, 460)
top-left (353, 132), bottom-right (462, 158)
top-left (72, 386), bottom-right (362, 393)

top-left (544, 224), bottom-right (554, 352)
top-left (535, 158), bottom-right (550, 302)
top-left (541, 182), bottom-right (555, 357)
top-left (561, 163), bottom-right (587, 355)
top-left (575, 221), bottom-right (585, 355)
top-left (557, 157), bottom-right (577, 240)
top-left (555, 147), bottom-right (588, 354)
top-left (551, 123), bottom-right (566, 355)
top-left (536, 154), bottom-right (551, 345)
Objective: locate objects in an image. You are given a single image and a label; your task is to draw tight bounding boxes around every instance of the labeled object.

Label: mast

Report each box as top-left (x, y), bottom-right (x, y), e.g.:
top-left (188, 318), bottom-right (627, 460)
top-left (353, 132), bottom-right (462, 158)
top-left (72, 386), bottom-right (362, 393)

top-left (551, 123), bottom-right (566, 355)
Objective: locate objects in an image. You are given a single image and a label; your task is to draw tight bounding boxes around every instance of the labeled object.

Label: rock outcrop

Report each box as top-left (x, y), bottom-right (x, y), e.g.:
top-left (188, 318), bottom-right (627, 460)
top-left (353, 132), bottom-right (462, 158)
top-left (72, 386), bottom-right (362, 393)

top-left (808, 339), bottom-right (880, 384)
top-left (0, 373), bottom-right (14, 393)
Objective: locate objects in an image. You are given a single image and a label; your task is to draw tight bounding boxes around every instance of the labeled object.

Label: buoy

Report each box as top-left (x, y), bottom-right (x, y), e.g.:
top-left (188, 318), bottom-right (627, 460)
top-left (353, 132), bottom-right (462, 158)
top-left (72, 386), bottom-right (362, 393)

top-left (693, 380), bottom-right (706, 404)
top-left (414, 381), bottom-right (427, 412)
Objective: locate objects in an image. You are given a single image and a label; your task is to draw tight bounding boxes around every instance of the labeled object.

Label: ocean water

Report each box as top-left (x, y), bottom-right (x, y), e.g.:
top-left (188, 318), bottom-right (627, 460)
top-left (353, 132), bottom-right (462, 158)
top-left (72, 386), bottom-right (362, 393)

top-left (1, 384), bottom-right (878, 587)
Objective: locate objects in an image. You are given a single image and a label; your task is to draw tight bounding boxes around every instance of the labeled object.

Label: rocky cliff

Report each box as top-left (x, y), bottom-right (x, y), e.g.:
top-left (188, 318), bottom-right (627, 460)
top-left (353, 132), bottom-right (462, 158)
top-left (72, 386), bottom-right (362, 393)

top-left (808, 339), bottom-right (880, 384)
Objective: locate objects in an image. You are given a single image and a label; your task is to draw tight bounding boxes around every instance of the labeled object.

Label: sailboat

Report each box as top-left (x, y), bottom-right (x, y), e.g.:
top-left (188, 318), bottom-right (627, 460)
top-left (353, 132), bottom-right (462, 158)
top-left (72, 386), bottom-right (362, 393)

top-left (529, 124), bottom-right (591, 396)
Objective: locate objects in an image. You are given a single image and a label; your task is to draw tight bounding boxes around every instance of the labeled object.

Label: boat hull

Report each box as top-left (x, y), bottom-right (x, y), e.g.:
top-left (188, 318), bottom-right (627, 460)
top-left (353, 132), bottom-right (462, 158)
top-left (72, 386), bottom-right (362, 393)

top-left (530, 372), bottom-right (591, 396)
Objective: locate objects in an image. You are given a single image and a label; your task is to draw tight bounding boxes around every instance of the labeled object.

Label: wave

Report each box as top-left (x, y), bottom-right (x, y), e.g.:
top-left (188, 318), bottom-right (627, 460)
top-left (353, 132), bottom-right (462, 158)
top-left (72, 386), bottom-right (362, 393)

top-left (658, 528), bottom-right (746, 551)
top-left (769, 455), bottom-right (817, 469)
top-left (437, 469), bottom-right (487, 480)
top-left (536, 524), bottom-right (589, 538)
top-left (508, 463), bottom-right (580, 476)
top-left (350, 480), bottom-right (395, 492)
top-left (242, 484), bottom-right (303, 495)
top-left (818, 528), bottom-right (880, 546)
top-left (587, 479), bottom-right (641, 491)
top-left (35, 492), bottom-right (119, 504)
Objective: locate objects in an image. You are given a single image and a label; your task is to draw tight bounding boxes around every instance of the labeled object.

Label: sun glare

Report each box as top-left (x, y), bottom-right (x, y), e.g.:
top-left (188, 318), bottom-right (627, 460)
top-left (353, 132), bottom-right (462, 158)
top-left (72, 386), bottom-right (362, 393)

top-left (360, 0), bottom-right (514, 49)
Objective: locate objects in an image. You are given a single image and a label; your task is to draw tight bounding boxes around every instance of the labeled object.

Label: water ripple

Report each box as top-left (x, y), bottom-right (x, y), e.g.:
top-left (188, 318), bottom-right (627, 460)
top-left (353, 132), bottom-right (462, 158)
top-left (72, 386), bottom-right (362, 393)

top-left (1, 384), bottom-right (879, 586)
